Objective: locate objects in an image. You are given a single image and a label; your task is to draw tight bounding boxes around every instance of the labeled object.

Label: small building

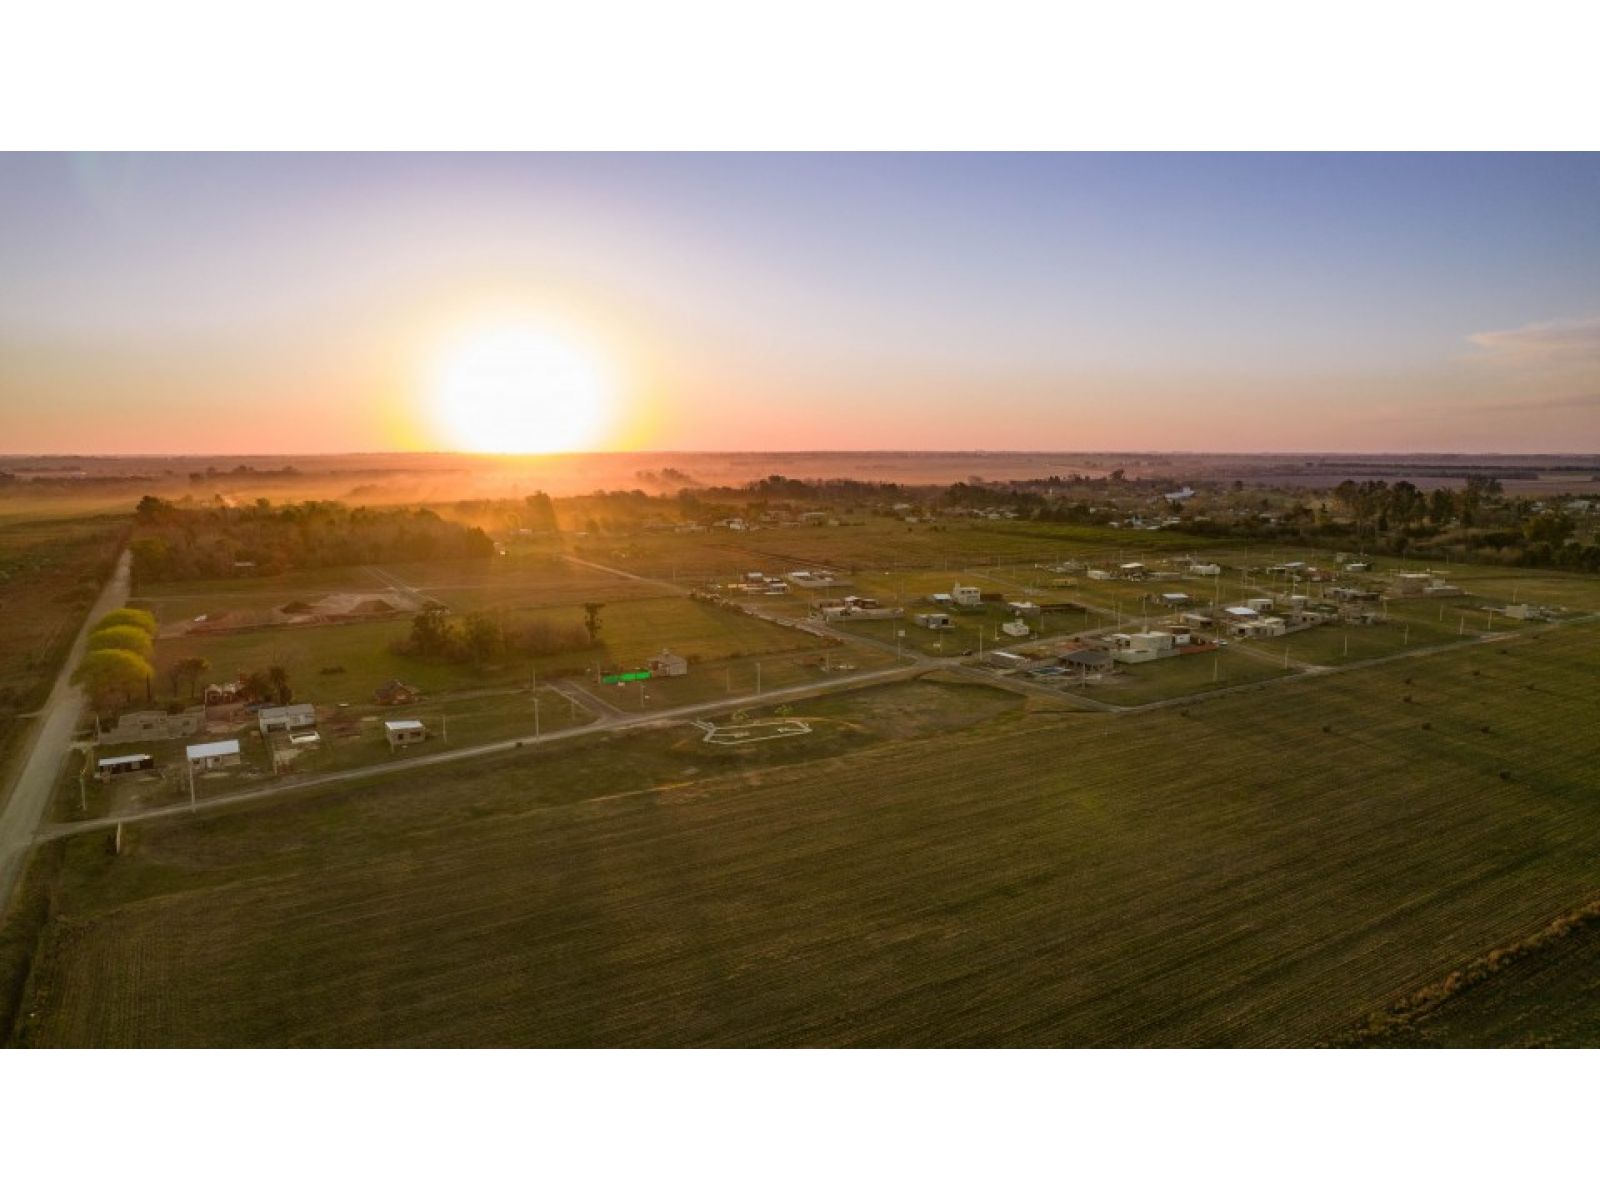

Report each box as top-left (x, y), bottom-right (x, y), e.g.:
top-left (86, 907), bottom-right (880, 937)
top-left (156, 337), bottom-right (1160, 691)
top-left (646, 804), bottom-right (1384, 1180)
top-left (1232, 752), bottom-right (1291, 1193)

top-left (1189, 563), bottom-right (1222, 576)
top-left (384, 719), bottom-right (427, 749)
top-left (1000, 620), bottom-right (1030, 637)
top-left (1224, 605), bottom-right (1260, 619)
top-left (1246, 596), bottom-right (1274, 612)
top-left (1160, 592), bottom-right (1191, 607)
top-left (914, 612), bottom-right (954, 629)
top-left (649, 650), bottom-right (689, 677)
top-left (1086, 569), bottom-right (1113, 581)
top-left (928, 592), bottom-right (954, 606)
top-left (95, 753), bottom-right (155, 782)
top-left (186, 739), bottom-right (242, 771)
top-left (1393, 573), bottom-right (1433, 596)
top-left (951, 584), bottom-right (983, 608)
top-left (1232, 616), bottom-right (1288, 638)
top-left (1120, 562), bottom-right (1147, 577)
top-left (1008, 601), bottom-right (1041, 617)
top-left (1061, 647), bottom-right (1113, 675)
top-left (1180, 611), bottom-right (1215, 628)
top-left (990, 650), bottom-right (1030, 669)
top-left (374, 679), bottom-right (422, 705)
top-left (1424, 583), bottom-right (1463, 598)
top-left (258, 703), bottom-right (317, 735)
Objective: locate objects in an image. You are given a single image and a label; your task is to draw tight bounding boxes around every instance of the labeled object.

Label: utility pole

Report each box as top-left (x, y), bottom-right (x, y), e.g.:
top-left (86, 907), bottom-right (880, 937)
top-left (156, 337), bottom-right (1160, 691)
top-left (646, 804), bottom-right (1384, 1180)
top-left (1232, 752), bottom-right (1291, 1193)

top-left (755, 662), bottom-right (762, 696)
top-left (533, 695), bottom-right (541, 740)
top-left (187, 756), bottom-right (196, 812)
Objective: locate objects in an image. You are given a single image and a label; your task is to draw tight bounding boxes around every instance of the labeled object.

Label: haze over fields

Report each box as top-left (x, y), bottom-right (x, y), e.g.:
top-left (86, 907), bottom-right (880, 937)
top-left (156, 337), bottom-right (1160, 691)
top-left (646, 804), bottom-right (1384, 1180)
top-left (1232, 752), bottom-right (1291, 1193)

top-left (2, 153), bottom-right (1599, 457)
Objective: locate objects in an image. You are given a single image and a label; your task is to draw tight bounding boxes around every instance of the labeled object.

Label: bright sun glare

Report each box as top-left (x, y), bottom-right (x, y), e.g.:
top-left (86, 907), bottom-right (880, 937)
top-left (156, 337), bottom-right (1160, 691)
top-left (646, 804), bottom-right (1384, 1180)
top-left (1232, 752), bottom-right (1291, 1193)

top-left (428, 324), bottom-right (614, 454)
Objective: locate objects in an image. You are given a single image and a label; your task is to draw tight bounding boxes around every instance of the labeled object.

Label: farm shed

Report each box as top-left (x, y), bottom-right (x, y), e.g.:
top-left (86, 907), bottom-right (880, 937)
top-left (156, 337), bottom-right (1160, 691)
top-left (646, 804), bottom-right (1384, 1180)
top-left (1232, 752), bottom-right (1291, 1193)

top-left (384, 719), bottom-right (427, 748)
top-left (95, 753), bottom-right (155, 781)
top-left (649, 651), bottom-right (689, 677)
top-left (186, 739), bottom-right (241, 771)
top-left (913, 612), bottom-right (954, 629)
top-left (374, 679), bottom-right (422, 705)
top-left (258, 703), bottom-right (317, 735)
top-left (1160, 593), bottom-right (1191, 606)
top-left (989, 650), bottom-right (1030, 669)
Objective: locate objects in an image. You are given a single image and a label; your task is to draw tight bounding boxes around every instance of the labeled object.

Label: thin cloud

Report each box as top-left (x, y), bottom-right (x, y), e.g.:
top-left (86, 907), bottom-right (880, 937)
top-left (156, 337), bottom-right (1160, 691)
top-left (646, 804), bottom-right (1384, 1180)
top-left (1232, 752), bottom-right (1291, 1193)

top-left (1468, 315), bottom-right (1600, 362)
top-left (1466, 392), bottom-right (1600, 414)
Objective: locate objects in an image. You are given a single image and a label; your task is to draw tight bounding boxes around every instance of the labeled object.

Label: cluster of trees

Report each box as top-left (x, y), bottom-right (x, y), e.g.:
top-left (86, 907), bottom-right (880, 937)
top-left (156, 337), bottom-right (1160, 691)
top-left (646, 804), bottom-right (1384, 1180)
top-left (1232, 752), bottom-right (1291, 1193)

top-left (396, 603), bottom-right (602, 667)
top-left (129, 496), bottom-right (496, 583)
top-left (451, 493), bottom-right (558, 533)
top-left (73, 607), bottom-right (158, 708)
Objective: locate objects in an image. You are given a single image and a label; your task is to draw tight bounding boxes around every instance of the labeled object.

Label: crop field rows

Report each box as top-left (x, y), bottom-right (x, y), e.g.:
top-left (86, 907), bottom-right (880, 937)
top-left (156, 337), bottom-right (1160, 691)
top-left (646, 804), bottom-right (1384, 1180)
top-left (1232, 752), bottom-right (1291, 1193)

top-left (11, 623), bottom-right (1600, 1047)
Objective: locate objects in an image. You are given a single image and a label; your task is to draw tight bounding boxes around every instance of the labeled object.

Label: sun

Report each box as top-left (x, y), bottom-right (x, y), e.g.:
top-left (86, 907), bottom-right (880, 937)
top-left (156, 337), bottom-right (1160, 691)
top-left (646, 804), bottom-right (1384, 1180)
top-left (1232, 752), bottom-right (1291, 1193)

top-left (427, 323), bottom-right (614, 454)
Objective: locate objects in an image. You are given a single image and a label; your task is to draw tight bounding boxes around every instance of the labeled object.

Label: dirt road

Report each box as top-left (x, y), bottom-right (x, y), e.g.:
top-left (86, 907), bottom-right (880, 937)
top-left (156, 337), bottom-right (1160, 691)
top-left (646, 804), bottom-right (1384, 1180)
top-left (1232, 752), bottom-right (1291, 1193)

top-left (0, 550), bottom-right (131, 906)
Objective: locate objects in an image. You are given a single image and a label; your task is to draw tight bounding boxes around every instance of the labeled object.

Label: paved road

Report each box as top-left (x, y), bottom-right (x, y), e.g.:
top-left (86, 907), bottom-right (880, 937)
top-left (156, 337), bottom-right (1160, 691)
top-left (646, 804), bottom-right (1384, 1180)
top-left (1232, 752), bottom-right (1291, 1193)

top-left (0, 550), bottom-right (131, 906)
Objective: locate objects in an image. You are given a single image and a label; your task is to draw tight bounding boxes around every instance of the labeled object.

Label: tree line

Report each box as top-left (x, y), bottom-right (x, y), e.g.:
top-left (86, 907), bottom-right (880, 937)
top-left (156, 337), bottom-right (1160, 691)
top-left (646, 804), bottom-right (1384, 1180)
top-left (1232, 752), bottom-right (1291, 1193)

top-left (129, 496), bottom-right (495, 584)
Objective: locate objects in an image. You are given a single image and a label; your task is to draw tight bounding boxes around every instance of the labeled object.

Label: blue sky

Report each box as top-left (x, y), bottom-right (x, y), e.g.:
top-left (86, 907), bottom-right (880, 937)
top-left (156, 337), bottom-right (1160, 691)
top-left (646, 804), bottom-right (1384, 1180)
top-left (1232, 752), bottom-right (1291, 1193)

top-left (2, 152), bottom-right (1597, 453)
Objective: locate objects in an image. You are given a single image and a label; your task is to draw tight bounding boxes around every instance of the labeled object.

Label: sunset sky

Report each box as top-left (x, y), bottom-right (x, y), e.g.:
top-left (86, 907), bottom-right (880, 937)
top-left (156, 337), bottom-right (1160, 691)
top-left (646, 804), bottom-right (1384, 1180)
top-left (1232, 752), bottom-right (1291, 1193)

top-left (2, 152), bottom-right (1598, 455)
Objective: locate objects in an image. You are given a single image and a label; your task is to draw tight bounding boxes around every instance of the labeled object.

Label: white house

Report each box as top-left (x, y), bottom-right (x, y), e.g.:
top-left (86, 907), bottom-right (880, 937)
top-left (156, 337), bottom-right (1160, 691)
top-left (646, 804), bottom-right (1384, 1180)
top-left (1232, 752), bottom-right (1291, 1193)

top-left (186, 739), bottom-right (242, 770)
top-left (258, 703), bottom-right (316, 735)
top-left (951, 584), bottom-right (983, 608)
top-left (1108, 631), bottom-right (1176, 663)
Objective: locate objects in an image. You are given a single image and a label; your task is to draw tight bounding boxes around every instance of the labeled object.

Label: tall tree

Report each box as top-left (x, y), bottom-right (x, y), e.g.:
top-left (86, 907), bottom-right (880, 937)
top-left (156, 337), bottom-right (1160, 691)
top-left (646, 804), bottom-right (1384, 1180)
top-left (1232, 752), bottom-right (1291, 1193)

top-left (73, 649), bottom-right (153, 709)
top-left (583, 602), bottom-right (606, 644)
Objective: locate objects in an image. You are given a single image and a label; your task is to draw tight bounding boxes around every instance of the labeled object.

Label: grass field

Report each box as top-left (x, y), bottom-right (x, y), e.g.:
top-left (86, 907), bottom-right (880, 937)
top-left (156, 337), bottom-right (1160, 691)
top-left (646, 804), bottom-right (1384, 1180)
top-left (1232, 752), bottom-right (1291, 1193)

top-left (9, 622), bottom-right (1600, 1047)
top-left (147, 594), bottom-right (823, 709)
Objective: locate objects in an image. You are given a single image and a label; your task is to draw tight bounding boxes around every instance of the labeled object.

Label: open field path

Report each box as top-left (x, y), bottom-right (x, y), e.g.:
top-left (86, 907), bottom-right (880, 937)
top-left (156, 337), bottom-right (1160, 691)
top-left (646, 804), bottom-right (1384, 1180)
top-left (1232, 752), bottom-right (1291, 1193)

top-left (363, 564), bottom-right (438, 609)
top-left (0, 550), bottom-right (130, 907)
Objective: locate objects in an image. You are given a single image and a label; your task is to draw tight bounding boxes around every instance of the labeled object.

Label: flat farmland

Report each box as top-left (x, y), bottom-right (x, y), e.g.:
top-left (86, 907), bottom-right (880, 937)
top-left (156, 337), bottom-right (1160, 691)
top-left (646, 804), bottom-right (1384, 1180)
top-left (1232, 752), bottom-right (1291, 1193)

top-left (0, 508), bottom-right (127, 769)
top-left (12, 623), bottom-right (1600, 1047)
top-left (1092, 646), bottom-right (1288, 705)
